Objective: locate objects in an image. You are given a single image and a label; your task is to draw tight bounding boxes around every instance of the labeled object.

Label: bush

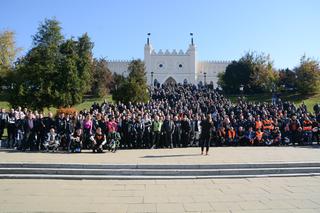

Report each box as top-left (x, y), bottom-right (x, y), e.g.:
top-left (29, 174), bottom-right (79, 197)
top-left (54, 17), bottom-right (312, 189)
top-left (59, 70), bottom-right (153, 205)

top-left (56, 107), bottom-right (77, 115)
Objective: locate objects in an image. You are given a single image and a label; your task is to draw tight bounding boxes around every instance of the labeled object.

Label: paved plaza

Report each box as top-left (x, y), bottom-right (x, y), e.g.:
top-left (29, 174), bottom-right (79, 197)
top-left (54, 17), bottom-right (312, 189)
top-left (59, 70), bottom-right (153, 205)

top-left (1, 146), bottom-right (320, 212)
top-left (1, 146), bottom-right (320, 165)
top-left (1, 177), bottom-right (320, 212)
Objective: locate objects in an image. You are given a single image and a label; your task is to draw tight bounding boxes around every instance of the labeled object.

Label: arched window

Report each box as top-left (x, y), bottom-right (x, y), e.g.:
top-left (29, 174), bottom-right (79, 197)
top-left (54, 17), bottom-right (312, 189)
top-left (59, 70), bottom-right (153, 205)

top-left (164, 77), bottom-right (177, 86)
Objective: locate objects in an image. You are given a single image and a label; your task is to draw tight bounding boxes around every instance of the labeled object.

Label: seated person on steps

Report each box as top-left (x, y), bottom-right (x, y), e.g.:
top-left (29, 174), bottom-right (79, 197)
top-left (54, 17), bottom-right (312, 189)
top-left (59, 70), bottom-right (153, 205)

top-left (90, 127), bottom-right (106, 153)
top-left (43, 128), bottom-right (60, 152)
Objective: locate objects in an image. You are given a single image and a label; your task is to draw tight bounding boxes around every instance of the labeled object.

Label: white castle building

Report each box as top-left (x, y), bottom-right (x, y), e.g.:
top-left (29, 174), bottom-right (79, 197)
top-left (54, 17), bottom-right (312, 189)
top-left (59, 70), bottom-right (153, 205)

top-left (107, 35), bottom-right (230, 87)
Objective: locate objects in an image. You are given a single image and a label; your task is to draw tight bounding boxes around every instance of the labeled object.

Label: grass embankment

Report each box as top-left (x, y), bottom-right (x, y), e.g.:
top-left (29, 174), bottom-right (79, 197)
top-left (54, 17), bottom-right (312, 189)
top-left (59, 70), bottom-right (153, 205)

top-left (226, 92), bottom-right (320, 114)
top-left (0, 95), bottom-right (114, 114)
top-left (0, 93), bottom-right (318, 114)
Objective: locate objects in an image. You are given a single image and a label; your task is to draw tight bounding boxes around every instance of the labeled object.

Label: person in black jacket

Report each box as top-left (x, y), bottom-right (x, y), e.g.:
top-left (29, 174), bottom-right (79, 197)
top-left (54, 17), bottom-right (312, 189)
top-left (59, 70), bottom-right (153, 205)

top-left (200, 114), bottom-right (213, 155)
top-left (173, 116), bottom-right (181, 148)
top-left (7, 109), bottom-right (16, 148)
top-left (35, 113), bottom-right (46, 151)
top-left (44, 112), bottom-right (55, 134)
top-left (120, 115), bottom-right (129, 148)
top-left (181, 115), bottom-right (191, 147)
top-left (162, 115), bottom-right (175, 148)
top-left (63, 114), bottom-right (74, 150)
top-left (142, 114), bottom-right (152, 148)
top-left (133, 116), bottom-right (144, 148)
top-left (0, 108), bottom-right (8, 141)
top-left (55, 113), bottom-right (65, 135)
top-left (22, 113), bottom-right (36, 151)
top-left (70, 128), bottom-right (83, 152)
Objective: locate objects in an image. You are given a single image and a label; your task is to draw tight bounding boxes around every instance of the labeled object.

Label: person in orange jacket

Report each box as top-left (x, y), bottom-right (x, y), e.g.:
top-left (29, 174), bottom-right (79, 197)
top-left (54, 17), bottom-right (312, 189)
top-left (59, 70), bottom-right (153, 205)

top-left (226, 126), bottom-right (237, 146)
top-left (263, 117), bottom-right (274, 131)
top-left (255, 116), bottom-right (263, 131)
top-left (254, 128), bottom-right (264, 146)
top-left (302, 115), bottom-right (313, 144)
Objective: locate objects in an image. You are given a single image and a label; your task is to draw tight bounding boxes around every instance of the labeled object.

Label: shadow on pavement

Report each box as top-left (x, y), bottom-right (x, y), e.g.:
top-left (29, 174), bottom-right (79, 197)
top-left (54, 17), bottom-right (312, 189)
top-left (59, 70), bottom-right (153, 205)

top-left (142, 154), bottom-right (200, 158)
top-left (292, 144), bottom-right (320, 149)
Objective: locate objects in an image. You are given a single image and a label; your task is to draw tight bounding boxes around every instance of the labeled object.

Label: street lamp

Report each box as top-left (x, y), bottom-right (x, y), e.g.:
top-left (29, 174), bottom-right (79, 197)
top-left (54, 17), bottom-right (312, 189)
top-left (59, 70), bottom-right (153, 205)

top-left (239, 84), bottom-right (244, 93)
top-left (239, 84), bottom-right (244, 98)
top-left (204, 72), bottom-right (207, 85)
top-left (271, 83), bottom-right (276, 105)
top-left (151, 71), bottom-right (154, 89)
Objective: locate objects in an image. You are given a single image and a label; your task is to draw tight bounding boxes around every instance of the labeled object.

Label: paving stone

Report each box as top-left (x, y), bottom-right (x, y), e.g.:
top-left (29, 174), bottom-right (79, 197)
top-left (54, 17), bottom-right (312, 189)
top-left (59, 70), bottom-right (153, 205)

top-left (156, 203), bottom-right (185, 212)
top-left (126, 203), bottom-right (156, 213)
top-left (1, 147), bottom-right (320, 212)
top-left (183, 202), bottom-right (213, 212)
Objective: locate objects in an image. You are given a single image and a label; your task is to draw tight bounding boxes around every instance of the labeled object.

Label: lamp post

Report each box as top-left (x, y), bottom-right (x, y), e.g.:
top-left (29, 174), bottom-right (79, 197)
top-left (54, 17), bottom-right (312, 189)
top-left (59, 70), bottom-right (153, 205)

top-left (271, 83), bottom-right (276, 105)
top-left (190, 33), bottom-right (194, 45)
top-left (204, 72), bottom-right (207, 86)
top-left (239, 84), bottom-right (244, 97)
top-left (151, 71), bottom-right (154, 89)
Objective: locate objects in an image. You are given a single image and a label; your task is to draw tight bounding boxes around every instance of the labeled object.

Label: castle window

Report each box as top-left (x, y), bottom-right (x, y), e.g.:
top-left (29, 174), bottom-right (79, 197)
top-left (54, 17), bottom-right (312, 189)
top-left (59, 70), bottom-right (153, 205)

top-left (159, 64), bottom-right (163, 68)
top-left (179, 64), bottom-right (183, 68)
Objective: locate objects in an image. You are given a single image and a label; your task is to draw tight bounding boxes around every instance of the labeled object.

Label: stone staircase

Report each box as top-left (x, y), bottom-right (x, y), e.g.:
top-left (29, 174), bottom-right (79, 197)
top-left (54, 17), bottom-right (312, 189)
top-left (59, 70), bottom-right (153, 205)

top-left (0, 162), bottom-right (320, 179)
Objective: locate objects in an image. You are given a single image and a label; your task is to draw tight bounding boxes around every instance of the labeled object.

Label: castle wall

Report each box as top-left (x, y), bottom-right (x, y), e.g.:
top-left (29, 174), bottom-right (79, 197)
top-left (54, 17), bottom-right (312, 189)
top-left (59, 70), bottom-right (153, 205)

top-left (196, 61), bottom-right (230, 87)
top-left (144, 44), bottom-right (196, 85)
top-left (106, 60), bottom-right (130, 76)
top-left (107, 41), bottom-right (230, 87)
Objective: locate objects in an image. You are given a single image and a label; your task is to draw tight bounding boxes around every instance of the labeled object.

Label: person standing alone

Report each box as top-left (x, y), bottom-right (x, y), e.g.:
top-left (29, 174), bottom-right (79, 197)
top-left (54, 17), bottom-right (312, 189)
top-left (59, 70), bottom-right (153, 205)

top-left (200, 114), bottom-right (213, 155)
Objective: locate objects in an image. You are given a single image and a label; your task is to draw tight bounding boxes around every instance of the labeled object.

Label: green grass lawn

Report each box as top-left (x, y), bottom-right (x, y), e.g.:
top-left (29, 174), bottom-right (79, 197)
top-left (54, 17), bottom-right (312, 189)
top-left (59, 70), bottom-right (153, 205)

top-left (73, 95), bottom-right (113, 111)
top-left (0, 92), bottom-right (318, 114)
top-left (0, 95), bottom-right (114, 114)
top-left (226, 92), bottom-right (320, 114)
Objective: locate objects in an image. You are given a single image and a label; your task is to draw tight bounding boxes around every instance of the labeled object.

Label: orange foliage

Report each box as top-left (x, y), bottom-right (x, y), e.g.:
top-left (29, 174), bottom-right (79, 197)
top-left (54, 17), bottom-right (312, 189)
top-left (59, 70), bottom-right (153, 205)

top-left (56, 107), bottom-right (77, 115)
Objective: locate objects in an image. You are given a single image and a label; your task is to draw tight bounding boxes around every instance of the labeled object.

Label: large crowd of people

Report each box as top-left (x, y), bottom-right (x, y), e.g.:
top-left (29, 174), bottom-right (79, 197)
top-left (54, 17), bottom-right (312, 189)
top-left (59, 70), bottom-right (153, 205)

top-left (0, 83), bottom-right (319, 154)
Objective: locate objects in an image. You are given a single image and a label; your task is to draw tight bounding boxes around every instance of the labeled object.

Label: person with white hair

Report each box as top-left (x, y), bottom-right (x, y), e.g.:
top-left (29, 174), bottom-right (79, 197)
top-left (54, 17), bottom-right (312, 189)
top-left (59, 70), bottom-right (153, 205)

top-left (43, 128), bottom-right (60, 152)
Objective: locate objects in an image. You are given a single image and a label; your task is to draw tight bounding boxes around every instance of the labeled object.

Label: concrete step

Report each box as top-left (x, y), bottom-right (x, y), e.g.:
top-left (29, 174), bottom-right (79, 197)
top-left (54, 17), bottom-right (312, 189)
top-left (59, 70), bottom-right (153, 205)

top-left (1, 173), bottom-right (320, 180)
top-left (1, 162), bottom-right (320, 169)
top-left (0, 167), bottom-right (320, 176)
top-left (1, 162), bottom-right (320, 179)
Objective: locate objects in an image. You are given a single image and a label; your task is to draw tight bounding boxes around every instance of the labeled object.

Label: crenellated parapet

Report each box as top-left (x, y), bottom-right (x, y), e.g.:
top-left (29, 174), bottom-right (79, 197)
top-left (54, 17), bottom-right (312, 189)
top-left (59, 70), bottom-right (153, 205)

top-left (150, 49), bottom-right (189, 56)
top-left (199, 60), bottom-right (232, 64)
top-left (107, 59), bottom-right (131, 63)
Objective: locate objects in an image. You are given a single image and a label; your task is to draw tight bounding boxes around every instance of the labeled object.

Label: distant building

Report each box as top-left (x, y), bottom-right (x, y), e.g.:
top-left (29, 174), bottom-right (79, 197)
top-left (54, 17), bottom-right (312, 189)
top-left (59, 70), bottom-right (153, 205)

top-left (107, 35), bottom-right (230, 87)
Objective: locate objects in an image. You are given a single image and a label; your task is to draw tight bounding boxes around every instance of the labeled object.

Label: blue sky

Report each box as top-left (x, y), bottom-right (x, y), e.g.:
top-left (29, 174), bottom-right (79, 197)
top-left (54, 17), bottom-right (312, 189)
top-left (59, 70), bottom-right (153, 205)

top-left (1, 0), bottom-right (319, 69)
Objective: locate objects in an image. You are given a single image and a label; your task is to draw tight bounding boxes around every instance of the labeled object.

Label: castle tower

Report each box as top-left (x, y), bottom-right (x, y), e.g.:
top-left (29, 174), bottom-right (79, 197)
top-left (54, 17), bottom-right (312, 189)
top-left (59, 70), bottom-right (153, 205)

top-left (144, 33), bottom-right (198, 85)
top-left (107, 34), bottom-right (230, 87)
top-left (144, 33), bottom-right (153, 86)
top-left (187, 33), bottom-right (197, 84)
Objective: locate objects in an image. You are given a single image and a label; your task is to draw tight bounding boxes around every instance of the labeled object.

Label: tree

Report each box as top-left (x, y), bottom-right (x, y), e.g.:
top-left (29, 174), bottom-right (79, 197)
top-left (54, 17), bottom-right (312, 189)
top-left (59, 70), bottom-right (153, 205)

top-left (57, 38), bottom-right (81, 106)
top-left (77, 33), bottom-right (94, 95)
top-left (279, 68), bottom-right (297, 89)
top-left (0, 31), bottom-right (20, 88)
top-left (218, 51), bottom-right (279, 94)
top-left (295, 55), bottom-right (320, 94)
top-left (7, 18), bottom-right (95, 110)
top-left (219, 60), bottom-right (251, 93)
top-left (7, 19), bottom-right (64, 109)
top-left (112, 59), bottom-right (149, 104)
top-left (91, 58), bottom-right (113, 97)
